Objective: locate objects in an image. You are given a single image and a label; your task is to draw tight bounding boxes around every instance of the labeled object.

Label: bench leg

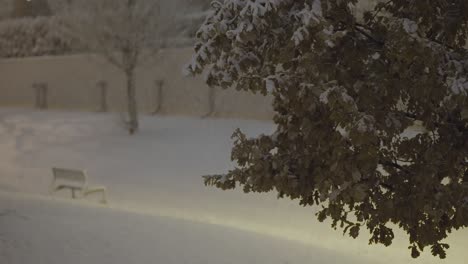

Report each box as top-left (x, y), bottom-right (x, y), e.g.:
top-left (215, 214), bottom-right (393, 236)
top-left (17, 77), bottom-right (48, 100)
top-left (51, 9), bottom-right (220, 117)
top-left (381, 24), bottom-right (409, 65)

top-left (71, 189), bottom-right (76, 199)
top-left (49, 181), bottom-right (56, 195)
top-left (83, 188), bottom-right (108, 204)
top-left (100, 190), bottom-right (108, 204)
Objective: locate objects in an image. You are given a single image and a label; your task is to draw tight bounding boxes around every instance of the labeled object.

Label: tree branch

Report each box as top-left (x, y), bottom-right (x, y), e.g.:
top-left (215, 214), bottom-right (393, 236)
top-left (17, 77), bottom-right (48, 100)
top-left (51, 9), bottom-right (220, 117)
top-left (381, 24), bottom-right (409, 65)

top-left (354, 24), bottom-right (385, 46)
top-left (379, 160), bottom-right (413, 175)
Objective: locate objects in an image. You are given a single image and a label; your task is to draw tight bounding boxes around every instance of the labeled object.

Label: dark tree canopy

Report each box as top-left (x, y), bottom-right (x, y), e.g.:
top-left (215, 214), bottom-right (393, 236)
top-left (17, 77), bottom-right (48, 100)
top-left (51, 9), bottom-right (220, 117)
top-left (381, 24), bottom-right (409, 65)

top-left (187, 0), bottom-right (468, 259)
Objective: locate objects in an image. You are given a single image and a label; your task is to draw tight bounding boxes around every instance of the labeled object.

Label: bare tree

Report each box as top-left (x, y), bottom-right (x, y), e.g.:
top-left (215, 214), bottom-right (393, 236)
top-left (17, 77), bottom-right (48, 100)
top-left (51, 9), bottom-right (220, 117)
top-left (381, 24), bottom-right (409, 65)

top-left (53, 0), bottom-right (177, 134)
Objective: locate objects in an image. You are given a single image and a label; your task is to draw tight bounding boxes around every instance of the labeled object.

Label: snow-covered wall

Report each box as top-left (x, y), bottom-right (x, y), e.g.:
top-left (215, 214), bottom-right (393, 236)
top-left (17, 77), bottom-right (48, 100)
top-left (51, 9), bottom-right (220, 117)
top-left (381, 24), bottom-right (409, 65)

top-left (0, 48), bottom-right (274, 120)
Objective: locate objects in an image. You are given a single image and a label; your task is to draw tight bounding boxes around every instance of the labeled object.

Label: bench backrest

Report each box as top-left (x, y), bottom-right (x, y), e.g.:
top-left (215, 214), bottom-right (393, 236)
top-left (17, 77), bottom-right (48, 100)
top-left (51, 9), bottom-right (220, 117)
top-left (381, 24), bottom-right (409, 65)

top-left (52, 168), bottom-right (87, 189)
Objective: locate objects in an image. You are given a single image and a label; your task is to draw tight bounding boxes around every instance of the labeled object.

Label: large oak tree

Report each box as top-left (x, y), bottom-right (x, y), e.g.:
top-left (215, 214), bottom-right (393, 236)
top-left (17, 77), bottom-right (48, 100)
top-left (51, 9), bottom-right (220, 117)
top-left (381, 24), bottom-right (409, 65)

top-left (187, 0), bottom-right (468, 258)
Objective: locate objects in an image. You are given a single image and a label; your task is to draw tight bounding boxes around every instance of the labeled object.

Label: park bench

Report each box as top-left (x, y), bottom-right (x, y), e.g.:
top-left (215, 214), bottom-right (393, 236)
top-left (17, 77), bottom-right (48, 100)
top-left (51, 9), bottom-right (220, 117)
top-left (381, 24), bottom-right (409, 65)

top-left (50, 168), bottom-right (108, 204)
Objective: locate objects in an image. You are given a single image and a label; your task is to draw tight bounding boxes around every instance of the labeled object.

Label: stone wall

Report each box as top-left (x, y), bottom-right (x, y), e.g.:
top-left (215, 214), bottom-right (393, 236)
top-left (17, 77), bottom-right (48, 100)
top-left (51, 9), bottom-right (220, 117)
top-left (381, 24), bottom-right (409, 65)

top-left (0, 48), bottom-right (274, 120)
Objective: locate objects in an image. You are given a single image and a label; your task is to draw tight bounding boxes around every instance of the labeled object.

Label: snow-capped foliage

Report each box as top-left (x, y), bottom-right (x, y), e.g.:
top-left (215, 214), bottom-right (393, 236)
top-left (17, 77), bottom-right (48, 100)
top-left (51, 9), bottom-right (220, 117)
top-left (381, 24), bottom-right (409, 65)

top-left (0, 17), bottom-right (77, 58)
top-left (402, 18), bottom-right (418, 34)
top-left (0, 1), bottom-right (212, 59)
top-left (188, 0), bottom-right (468, 260)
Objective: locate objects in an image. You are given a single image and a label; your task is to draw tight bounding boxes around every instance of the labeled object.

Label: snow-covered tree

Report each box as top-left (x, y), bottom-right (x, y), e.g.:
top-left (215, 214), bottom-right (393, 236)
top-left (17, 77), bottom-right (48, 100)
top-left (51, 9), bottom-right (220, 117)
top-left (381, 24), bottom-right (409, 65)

top-left (53, 0), bottom-right (177, 134)
top-left (0, 16), bottom-right (75, 58)
top-left (187, 0), bottom-right (468, 259)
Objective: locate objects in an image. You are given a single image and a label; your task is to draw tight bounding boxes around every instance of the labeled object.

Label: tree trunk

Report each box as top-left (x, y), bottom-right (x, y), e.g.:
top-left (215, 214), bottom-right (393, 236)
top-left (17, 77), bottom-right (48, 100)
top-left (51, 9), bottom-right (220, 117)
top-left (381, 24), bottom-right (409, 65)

top-left (125, 69), bottom-right (138, 134)
top-left (97, 80), bottom-right (108, 112)
top-left (203, 85), bottom-right (215, 118)
top-left (151, 79), bottom-right (164, 115)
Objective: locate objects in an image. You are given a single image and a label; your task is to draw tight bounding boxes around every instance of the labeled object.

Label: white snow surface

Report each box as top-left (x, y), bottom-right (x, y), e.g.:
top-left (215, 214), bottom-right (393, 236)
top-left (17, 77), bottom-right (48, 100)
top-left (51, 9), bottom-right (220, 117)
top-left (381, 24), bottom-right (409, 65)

top-left (0, 191), bottom-right (355, 264)
top-left (0, 108), bottom-right (466, 264)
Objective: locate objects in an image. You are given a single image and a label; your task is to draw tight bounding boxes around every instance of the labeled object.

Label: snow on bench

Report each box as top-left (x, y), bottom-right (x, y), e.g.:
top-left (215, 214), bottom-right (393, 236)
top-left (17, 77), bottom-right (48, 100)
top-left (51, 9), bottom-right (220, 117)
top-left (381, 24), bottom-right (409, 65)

top-left (50, 168), bottom-right (108, 204)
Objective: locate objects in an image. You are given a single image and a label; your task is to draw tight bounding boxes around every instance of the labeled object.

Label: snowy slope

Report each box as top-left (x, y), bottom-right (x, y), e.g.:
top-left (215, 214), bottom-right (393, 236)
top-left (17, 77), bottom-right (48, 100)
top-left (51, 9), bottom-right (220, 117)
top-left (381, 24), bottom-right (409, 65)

top-left (0, 191), bottom-right (375, 264)
top-left (0, 108), bottom-right (466, 264)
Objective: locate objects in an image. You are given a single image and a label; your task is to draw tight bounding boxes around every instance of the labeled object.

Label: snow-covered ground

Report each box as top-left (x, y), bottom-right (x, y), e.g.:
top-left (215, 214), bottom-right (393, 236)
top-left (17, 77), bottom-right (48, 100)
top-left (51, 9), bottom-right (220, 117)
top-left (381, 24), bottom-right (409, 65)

top-left (0, 108), bottom-right (466, 264)
top-left (0, 191), bottom-right (360, 264)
